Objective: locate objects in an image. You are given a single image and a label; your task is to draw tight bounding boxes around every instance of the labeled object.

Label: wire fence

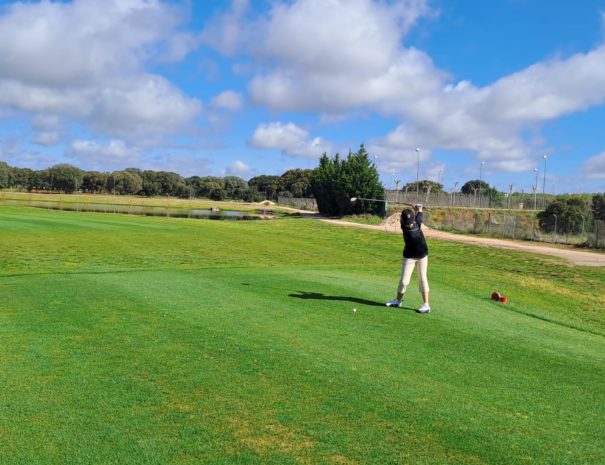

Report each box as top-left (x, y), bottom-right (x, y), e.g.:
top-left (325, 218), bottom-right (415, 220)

top-left (275, 194), bottom-right (605, 248)
top-left (277, 196), bottom-right (318, 211)
top-left (423, 210), bottom-right (605, 248)
top-left (385, 190), bottom-right (552, 210)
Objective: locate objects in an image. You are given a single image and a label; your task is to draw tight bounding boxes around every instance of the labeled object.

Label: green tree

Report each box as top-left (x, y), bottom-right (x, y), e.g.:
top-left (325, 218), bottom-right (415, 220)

top-left (243, 187), bottom-right (264, 202)
top-left (109, 170), bottom-right (143, 195)
top-left (47, 164), bottom-right (83, 193)
top-left (209, 187), bottom-right (226, 201)
top-left (401, 180), bottom-right (444, 195)
top-left (0, 161), bottom-right (10, 188)
top-left (461, 179), bottom-right (489, 195)
top-left (223, 176), bottom-right (248, 199)
top-left (592, 193), bottom-right (605, 222)
top-left (140, 171), bottom-right (161, 196)
top-left (461, 179), bottom-right (503, 206)
top-left (82, 171), bottom-right (109, 194)
top-left (187, 176), bottom-right (225, 198)
top-left (311, 145), bottom-right (384, 216)
top-left (248, 175), bottom-right (280, 200)
top-left (26, 170), bottom-right (49, 192)
top-left (8, 167), bottom-right (33, 190)
top-left (156, 171), bottom-right (187, 197)
top-left (278, 169), bottom-right (314, 197)
top-left (538, 197), bottom-right (590, 235)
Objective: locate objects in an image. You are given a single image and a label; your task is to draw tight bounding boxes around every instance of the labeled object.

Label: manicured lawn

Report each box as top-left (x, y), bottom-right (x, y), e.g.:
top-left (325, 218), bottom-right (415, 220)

top-left (1, 206), bottom-right (603, 464)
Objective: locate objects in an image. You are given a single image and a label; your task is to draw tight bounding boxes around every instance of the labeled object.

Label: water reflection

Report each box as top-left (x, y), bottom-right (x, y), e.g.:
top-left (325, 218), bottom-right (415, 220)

top-left (1, 199), bottom-right (272, 220)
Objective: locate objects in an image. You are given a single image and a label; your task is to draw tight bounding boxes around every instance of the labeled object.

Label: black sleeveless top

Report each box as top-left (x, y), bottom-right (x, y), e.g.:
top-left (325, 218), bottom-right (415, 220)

top-left (400, 211), bottom-right (428, 259)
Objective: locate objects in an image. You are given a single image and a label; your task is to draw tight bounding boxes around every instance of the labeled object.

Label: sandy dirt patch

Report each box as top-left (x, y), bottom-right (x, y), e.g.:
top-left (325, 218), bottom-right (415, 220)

top-left (313, 213), bottom-right (605, 267)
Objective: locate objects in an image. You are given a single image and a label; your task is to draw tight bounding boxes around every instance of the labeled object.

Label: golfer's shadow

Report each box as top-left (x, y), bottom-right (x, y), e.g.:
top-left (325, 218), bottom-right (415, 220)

top-left (289, 291), bottom-right (384, 307)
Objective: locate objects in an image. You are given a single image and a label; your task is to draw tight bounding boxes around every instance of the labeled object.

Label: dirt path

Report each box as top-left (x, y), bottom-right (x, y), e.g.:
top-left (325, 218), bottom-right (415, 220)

top-left (312, 214), bottom-right (605, 267)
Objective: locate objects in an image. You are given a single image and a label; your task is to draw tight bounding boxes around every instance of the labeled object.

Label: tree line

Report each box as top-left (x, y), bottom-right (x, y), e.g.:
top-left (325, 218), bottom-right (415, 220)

top-left (2, 150), bottom-right (604, 227)
top-left (0, 160), bottom-right (314, 203)
top-left (0, 146), bottom-right (383, 215)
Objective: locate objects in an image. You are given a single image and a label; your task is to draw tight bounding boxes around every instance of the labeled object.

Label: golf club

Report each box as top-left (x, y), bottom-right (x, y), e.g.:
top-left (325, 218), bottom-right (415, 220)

top-left (350, 197), bottom-right (430, 211)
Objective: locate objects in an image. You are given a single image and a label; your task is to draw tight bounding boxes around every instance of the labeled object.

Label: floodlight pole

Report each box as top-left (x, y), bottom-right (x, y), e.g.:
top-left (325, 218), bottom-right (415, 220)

top-left (532, 184), bottom-right (537, 211)
top-left (542, 155), bottom-right (548, 209)
top-left (479, 161), bottom-right (485, 208)
top-left (415, 147), bottom-right (421, 202)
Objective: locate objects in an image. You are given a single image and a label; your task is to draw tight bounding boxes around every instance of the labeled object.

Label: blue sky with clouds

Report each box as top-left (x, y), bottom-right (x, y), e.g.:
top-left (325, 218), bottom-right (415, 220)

top-left (1, 0), bottom-right (605, 194)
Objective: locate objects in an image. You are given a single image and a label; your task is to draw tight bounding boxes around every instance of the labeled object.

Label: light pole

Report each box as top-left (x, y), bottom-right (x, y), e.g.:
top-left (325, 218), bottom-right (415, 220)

top-left (542, 155), bottom-right (548, 209)
top-left (479, 161), bottom-right (485, 208)
top-left (394, 179), bottom-right (401, 204)
top-left (415, 147), bottom-right (421, 202)
top-left (452, 181), bottom-right (458, 206)
top-left (533, 167), bottom-right (538, 210)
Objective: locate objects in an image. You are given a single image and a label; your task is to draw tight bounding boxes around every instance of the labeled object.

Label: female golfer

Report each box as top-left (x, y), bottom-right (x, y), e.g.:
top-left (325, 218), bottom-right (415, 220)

top-left (385, 204), bottom-right (430, 313)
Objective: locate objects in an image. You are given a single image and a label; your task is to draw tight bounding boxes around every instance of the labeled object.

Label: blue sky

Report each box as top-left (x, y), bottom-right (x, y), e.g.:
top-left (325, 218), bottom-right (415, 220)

top-left (1, 0), bottom-right (605, 194)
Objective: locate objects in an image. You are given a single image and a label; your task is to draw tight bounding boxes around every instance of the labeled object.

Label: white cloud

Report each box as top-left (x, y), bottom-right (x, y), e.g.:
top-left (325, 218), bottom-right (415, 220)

top-left (0, 0), bottom-right (201, 142)
top-left (145, 152), bottom-right (212, 177)
top-left (161, 31), bottom-right (200, 62)
top-left (89, 75), bottom-right (201, 139)
top-left (477, 46), bottom-right (605, 123)
top-left (204, 1), bottom-right (605, 173)
top-left (199, 0), bottom-right (251, 56)
top-left (210, 90), bottom-right (244, 111)
top-left (66, 141), bottom-right (212, 178)
top-left (365, 42), bottom-right (605, 173)
top-left (580, 151), bottom-right (605, 179)
top-left (0, 0), bottom-right (183, 86)
top-left (67, 139), bottom-right (142, 169)
top-left (31, 114), bottom-right (62, 132)
top-left (33, 132), bottom-right (61, 147)
top-left (245, 0), bottom-right (441, 113)
top-left (225, 160), bottom-right (252, 177)
top-left (249, 122), bottom-right (332, 158)
top-left (0, 137), bottom-right (54, 169)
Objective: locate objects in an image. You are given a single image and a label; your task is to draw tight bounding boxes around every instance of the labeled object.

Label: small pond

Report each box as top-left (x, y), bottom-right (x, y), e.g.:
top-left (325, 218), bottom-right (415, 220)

top-left (1, 199), bottom-right (274, 220)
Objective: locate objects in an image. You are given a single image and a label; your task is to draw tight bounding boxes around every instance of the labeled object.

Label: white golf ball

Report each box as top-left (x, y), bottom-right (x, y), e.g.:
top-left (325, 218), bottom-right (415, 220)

top-left (353, 308), bottom-right (357, 313)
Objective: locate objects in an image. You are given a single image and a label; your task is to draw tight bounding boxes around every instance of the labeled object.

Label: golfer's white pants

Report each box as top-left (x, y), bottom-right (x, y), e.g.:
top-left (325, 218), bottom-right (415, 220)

top-left (397, 256), bottom-right (429, 295)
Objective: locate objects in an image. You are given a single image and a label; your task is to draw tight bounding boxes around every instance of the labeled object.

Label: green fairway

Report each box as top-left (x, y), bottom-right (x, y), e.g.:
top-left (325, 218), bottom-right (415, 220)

top-left (1, 206), bottom-right (604, 465)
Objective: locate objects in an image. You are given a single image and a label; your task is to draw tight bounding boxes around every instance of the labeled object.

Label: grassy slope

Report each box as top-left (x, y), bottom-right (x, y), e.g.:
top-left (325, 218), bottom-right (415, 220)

top-left (0, 206), bottom-right (604, 465)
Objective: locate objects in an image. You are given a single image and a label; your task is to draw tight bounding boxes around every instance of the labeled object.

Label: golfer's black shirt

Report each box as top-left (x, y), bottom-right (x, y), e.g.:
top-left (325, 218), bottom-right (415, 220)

top-left (401, 212), bottom-right (428, 259)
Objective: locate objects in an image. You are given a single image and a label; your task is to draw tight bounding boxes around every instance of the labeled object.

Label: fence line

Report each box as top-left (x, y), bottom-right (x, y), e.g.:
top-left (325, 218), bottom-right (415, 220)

top-left (384, 190), bottom-right (553, 210)
top-left (277, 196), bottom-right (318, 211)
top-left (423, 211), bottom-right (603, 248)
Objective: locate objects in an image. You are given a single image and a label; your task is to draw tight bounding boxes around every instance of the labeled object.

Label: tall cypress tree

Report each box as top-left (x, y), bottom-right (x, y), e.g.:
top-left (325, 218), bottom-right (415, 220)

top-left (311, 145), bottom-right (384, 216)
